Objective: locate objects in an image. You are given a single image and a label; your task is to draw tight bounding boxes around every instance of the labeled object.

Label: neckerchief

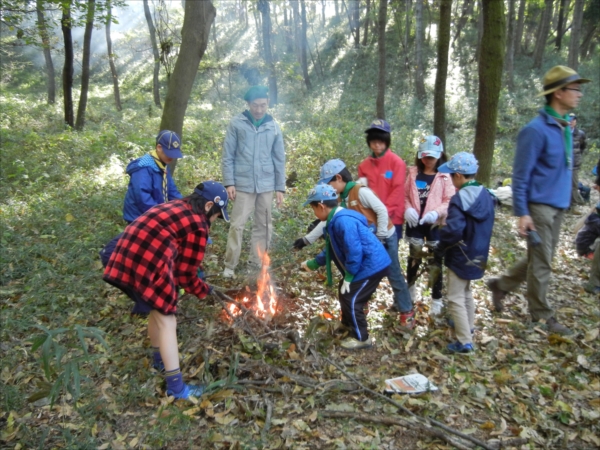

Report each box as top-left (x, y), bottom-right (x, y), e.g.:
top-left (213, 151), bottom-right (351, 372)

top-left (459, 180), bottom-right (481, 190)
top-left (150, 150), bottom-right (168, 201)
top-left (544, 105), bottom-right (572, 167)
top-left (339, 181), bottom-right (356, 208)
top-left (370, 149), bottom-right (388, 158)
top-left (324, 206), bottom-right (338, 286)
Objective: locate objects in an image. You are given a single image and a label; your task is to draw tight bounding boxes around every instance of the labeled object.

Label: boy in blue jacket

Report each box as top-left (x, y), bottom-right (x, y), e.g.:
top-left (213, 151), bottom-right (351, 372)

top-left (123, 130), bottom-right (183, 223)
top-left (436, 153), bottom-right (495, 353)
top-left (301, 184), bottom-right (391, 350)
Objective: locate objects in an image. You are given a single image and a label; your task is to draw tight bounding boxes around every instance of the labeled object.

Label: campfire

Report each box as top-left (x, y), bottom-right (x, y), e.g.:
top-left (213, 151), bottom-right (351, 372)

top-left (227, 249), bottom-right (278, 321)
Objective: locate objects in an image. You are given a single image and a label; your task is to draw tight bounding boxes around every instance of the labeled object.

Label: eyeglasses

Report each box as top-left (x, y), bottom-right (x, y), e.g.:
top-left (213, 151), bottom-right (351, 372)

top-left (562, 87), bottom-right (583, 93)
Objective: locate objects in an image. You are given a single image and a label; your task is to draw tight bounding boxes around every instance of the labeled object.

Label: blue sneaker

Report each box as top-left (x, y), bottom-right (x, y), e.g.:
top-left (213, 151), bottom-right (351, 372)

top-left (447, 341), bottom-right (474, 354)
top-left (167, 383), bottom-right (205, 400)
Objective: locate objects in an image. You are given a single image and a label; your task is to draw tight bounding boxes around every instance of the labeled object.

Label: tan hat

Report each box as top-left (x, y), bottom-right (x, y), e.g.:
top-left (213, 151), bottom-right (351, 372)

top-left (537, 65), bottom-right (591, 97)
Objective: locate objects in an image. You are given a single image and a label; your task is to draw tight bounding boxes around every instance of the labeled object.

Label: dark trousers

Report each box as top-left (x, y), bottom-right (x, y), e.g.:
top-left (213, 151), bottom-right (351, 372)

top-left (405, 224), bottom-right (443, 299)
top-left (339, 268), bottom-right (388, 341)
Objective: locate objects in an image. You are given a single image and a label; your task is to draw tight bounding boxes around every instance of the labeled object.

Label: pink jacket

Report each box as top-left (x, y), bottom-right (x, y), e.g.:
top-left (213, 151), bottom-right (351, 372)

top-left (404, 166), bottom-right (455, 225)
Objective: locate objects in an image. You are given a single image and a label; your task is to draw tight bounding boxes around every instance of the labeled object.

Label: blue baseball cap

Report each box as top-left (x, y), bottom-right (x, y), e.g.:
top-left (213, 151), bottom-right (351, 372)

top-left (438, 152), bottom-right (479, 175)
top-left (418, 135), bottom-right (444, 159)
top-left (303, 184), bottom-right (339, 206)
top-left (318, 159), bottom-right (346, 184)
top-left (195, 181), bottom-right (230, 222)
top-left (365, 119), bottom-right (391, 133)
top-left (156, 130), bottom-right (183, 159)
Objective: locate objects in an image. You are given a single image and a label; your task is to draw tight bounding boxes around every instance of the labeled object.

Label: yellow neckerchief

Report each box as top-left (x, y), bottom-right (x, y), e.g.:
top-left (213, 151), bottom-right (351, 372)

top-left (150, 150), bottom-right (168, 201)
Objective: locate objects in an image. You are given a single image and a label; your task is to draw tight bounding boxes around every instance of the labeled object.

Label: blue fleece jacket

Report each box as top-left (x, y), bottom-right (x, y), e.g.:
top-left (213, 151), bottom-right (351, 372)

top-left (314, 209), bottom-right (391, 281)
top-left (512, 109), bottom-right (572, 217)
top-left (439, 185), bottom-right (495, 280)
top-left (123, 154), bottom-right (182, 223)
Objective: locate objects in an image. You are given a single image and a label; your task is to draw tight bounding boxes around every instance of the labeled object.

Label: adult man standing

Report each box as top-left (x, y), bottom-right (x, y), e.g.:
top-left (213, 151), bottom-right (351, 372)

top-left (487, 66), bottom-right (590, 335)
top-left (569, 113), bottom-right (588, 206)
top-left (222, 86), bottom-right (285, 278)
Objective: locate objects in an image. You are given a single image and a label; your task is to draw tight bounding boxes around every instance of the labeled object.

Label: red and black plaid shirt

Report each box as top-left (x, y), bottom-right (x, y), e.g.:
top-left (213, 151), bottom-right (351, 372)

top-left (103, 200), bottom-right (210, 314)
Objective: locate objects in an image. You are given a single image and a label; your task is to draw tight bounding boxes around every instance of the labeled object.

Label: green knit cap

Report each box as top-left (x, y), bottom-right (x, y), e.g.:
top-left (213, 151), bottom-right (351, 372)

top-left (243, 85), bottom-right (269, 102)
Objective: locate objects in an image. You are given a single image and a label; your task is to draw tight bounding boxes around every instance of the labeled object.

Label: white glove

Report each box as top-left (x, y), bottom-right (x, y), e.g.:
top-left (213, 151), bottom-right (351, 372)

top-left (404, 208), bottom-right (419, 228)
top-left (357, 177), bottom-right (368, 186)
top-left (340, 280), bottom-right (351, 294)
top-left (420, 211), bottom-right (439, 225)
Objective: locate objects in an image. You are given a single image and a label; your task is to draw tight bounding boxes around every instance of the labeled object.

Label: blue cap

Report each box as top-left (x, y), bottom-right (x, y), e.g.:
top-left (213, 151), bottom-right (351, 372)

top-left (156, 130), bottom-right (183, 159)
top-left (365, 119), bottom-right (391, 133)
top-left (318, 159), bottom-right (346, 184)
top-left (438, 152), bottom-right (479, 175)
top-left (194, 181), bottom-right (230, 222)
top-left (418, 135), bottom-right (444, 159)
top-left (303, 184), bottom-right (339, 206)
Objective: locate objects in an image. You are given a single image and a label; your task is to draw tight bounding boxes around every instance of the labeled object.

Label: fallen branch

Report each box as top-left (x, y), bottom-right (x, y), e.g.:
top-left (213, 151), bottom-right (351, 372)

top-left (261, 393), bottom-right (273, 441)
top-left (211, 291), bottom-right (264, 350)
top-left (213, 289), bottom-right (270, 329)
top-left (320, 411), bottom-right (474, 450)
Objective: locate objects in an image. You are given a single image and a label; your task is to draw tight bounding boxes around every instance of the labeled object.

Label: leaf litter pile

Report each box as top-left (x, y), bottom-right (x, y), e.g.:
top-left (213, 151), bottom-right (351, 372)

top-left (1, 206), bottom-right (600, 450)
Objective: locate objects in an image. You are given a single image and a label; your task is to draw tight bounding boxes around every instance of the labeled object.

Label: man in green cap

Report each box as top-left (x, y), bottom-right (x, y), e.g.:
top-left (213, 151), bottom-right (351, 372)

top-left (487, 65), bottom-right (590, 335)
top-left (221, 85), bottom-right (285, 278)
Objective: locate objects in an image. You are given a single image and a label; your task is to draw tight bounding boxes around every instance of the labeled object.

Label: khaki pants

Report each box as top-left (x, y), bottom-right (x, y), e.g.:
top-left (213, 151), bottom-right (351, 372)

top-left (571, 169), bottom-right (584, 205)
top-left (497, 203), bottom-right (565, 321)
top-left (225, 191), bottom-right (273, 270)
top-left (446, 269), bottom-right (474, 345)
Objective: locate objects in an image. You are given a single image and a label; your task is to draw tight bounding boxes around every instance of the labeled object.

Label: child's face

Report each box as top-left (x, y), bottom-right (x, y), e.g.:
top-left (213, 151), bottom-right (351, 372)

top-left (369, 140), bottom-right (387, 156)
top-left (421, 156), bottom-right (438, 172)
top-left (204, 202), bottom-right (223, 223)
top-left (156, 145), bottom-right (174, 164)
top-left (310, 203), bottom-right (329, 221)
top-left (450, 173), bottom-right (465, 189)
top-left (327, 174), bottom-right (346, 194)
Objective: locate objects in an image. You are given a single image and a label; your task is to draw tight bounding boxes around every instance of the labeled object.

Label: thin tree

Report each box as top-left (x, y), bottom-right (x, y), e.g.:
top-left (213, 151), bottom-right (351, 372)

top-left (75, 0), bottom-right (95, 130)
top-left (362, 0), bottom-right (371, 46)
top-left (568, 0), bottom-right (585, 70)
top-left (258, 0), bottom-right (278, 104)
top-left (452, 0), bottom-right (473, 44)
top-left (532, 0), bottom-right (553, 69)
top-left (160, 0), bottom-right (216, 173)
top-left (504, 0), bottom-right (516, 90)
top-left (375, 0), bottom-right (387, 118)
top-left (350, 0), bottom-right (361, 48)
top-left (61, 0), bottom-right (74, 127)
top-left (299, 0), bottom-right (312, 90)
top-left (554, 0), bottom-right (567, 50)
top-left (35, 0), bottom-right (55, 104)
top-left (514, 0), bottom-right (526, 56)
top-left (105, 0), bottom-right (121, 111)
top-left (414, 0), bottom-right (426, 101)
top-left (473, 0), bottom-right (506, 185)
top-left (579, 1), bottom-right (599, 60)
top-left (143, 0), bottom-right (162, 108)
top-left (433, 0), bottom-right (452, 145)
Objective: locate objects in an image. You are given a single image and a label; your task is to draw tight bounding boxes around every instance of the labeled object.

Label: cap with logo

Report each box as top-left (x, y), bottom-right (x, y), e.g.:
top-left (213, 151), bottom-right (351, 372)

top-left (194, 181), bottom-right (230, 222)
top-left (318, 159), bottom-right (346, 184)
top-left (365, 119), bottom-right (391, 133)
top-left (537, 65), bottom-right (590, 97)
top-left (418, 135), bottom-right (444, 159)
top-left (303, 184), bottom-right (339, 206)
top-left (156, 130), bottom-right (183, 159)
top-left (438, 152), bottom-right (479, 175)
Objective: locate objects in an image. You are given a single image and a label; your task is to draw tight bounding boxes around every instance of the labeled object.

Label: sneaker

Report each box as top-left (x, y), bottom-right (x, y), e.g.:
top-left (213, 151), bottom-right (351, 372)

top-left (399, 310), bottom-right (415, 330)
top-left (546, 317), bottom-right (573, 335)
top-left (167, 383), bottom-right (206, 400)
top-left (486, 278), bottom-right (507, 312)
top-left (430, 299), bottom-right (443, 316)
top-left (447, 341), bottom-right (474, 354)
top-left (222, 268), bottom-right (235, 278)
top-left (340, 336), bottom-right (372, 350)
top-left (446, 318), bottom-right (474, 334)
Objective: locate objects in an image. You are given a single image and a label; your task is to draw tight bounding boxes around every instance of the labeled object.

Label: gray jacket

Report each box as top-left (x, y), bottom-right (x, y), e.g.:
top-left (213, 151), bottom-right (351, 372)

top-left (222, 112), bottom-right (285, 194)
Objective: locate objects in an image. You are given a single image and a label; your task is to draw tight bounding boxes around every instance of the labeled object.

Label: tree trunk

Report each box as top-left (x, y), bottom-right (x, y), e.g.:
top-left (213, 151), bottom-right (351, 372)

top-left (473, 0), bottom-right (506, 186)
top-left (568, 0), bottom-right (584, 70)
top-left (299, 0), bottom-right (312, 90)
top-left (143, 0), bottom-right (161, 108)
top-left (36, 0), bottom-right (55, 104)
top-left (579, 0), bottom-right (598, 59)
top-left (514, 0), bottom-right (526, 55)
top-left (475, 0), bottom-right (483, 62)
top-left (375, 0), bottom-right (387, 118)
top-left (414, 0), bottom-right (426, 101)
top-left (61, 1), bottom-right (74, 128)
top-left (362, 0), bottom-right (370, 46)
top-left (433, 0), bottom-right (452, 145)
top-left (321, 0), bottom-right (326, 27)
top-left (160, 0), bottom-right (216, 174)
top-left (75, 0), bottom-right (95, 131)
top-left (580, 23), bottom-right (598, 60)
top-left (452, 0), bottom-right (473, 44)
top-left (258, 0), bottom-right (278, 104)
top-left (404, 0), bottom-right (412, 50)
top-left (352, 0), bottom-right (360, 48)
top-left (504, 0), bottom-right (516, 90)
top-left (532, 0), bottom-right (553, 69)
top-left (106, 0), bottom-right (122, 111)
top-left (555, 0), bottom-right (567, 50)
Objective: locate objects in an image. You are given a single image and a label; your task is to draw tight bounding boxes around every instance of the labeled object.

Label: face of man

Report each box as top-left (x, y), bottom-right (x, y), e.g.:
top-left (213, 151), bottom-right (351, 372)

top-left (248, 98), bottom-right (269, 121)
top-left (156, 144), bottom-right (174, 164)
top-left (552, 82), bottom-right (583, 114)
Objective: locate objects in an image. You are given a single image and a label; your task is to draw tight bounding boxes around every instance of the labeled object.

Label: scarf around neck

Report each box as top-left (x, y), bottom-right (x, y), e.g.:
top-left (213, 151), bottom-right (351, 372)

top-left (544, 105), bottom-right (572, 167)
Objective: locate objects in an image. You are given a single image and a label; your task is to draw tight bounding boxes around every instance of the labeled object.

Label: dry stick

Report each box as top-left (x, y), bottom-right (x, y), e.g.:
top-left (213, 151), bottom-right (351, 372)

top-left (212, 291), bottom-right (264, 349)
top-left (322, 355), bottom-right (494, 450)
top-left (320, 411), bottom-right (474, 450)
top-left (213, 289), bottom-right (270, 329)
top-left (261, 392), bottom-right (274, 441)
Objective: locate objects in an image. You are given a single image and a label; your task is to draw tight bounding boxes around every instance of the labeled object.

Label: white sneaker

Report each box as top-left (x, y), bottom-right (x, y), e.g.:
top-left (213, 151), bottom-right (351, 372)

top-left (222, 268), bottom-right (235, 278)
top-left (430, 299), bottom-right (443, 316)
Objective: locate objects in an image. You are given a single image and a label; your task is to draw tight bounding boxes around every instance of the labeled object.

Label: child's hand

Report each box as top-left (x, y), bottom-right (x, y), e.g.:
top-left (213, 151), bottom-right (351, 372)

top-left (419, 211), bottom-right (439, 225)
top-left (405, 208), bottom-right (419, 227)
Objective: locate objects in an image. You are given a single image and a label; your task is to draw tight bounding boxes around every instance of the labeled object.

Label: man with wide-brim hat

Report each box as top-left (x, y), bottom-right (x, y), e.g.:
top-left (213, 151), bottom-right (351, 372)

top-left (486, 65), bottom-right (590, 335)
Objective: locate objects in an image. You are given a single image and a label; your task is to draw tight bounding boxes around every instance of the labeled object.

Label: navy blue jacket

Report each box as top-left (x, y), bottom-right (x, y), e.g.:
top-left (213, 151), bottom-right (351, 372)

top-left (439, 185), bottom-right (495, 280)
top-left (123, 153), bottom-right (182, 223)
top-left (575, 213), bottom-right (600, 256)
top-left (315, 208), bottom-right (391, 281)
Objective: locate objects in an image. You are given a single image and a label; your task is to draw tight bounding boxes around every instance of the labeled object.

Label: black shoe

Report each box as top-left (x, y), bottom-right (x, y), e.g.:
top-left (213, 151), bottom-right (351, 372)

top-left (486, 278), bottom-right (507, 312)
top-left (546, 317), bottom-right (573, 335)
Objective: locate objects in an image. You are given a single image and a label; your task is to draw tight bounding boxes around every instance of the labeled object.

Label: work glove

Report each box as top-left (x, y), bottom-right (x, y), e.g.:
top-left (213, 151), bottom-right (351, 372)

top-left (340, 280), bottom-right (351, 294)
top-left (404, 208), bottom-right (419, 228)
top-left (302, 259), bottom-right (319, 271)
top-left (419, 211), bottom-right (439, 225)
top-left (293, 237), bottom-right (308, 250)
